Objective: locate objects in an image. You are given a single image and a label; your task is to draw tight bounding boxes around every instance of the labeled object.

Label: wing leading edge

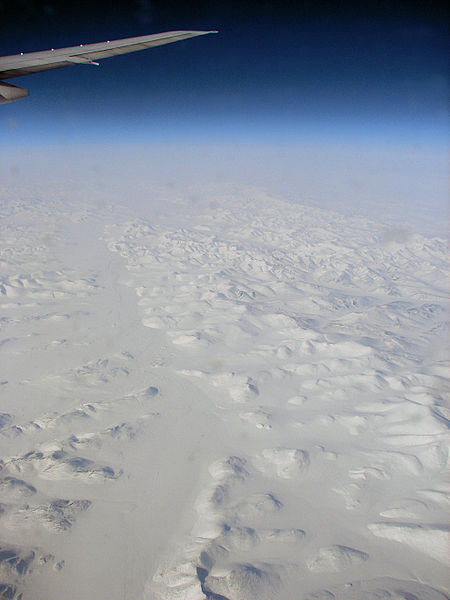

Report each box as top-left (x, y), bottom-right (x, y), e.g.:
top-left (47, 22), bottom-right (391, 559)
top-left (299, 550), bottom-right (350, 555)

top-left (0, 30), bottom-right (217, 103)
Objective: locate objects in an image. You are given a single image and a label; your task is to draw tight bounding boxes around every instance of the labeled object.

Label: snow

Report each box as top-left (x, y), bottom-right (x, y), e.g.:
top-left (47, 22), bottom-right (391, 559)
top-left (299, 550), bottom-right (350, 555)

top-left (0, 169), bottom-right (448, 599)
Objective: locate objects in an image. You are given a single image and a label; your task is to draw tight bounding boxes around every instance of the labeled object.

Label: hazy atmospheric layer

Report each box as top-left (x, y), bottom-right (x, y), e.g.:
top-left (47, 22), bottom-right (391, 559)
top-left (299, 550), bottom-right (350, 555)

top-left (0, 146), bottom-right (448, 599)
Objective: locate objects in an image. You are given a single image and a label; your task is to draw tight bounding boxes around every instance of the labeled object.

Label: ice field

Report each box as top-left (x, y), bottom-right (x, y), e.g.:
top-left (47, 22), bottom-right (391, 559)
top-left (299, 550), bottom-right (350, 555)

top-left (0, 160), bottom-right (448, 599)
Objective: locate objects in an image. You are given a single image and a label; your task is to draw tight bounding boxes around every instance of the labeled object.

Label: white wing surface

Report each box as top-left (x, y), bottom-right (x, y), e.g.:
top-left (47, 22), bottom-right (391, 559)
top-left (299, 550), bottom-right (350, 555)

top-left (0, 30), bottom-right (217, 103)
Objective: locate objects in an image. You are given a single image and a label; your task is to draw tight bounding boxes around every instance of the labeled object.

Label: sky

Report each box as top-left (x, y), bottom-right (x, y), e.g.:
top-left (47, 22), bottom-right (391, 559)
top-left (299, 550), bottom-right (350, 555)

top-left (0, 0), bottom-right (448, 147)
top-left (0, 0), bottom-right (448, 237)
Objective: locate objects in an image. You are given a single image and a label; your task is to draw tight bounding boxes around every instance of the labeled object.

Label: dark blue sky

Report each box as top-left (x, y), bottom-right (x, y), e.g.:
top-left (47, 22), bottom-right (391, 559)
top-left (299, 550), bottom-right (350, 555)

top-left (1, 0), bottom-right (448, 146)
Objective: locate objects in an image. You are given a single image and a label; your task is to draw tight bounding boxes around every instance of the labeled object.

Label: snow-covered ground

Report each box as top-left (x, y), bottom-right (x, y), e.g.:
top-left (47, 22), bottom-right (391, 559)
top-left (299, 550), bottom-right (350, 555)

top-left (0, 176), bottom-right (448, 599)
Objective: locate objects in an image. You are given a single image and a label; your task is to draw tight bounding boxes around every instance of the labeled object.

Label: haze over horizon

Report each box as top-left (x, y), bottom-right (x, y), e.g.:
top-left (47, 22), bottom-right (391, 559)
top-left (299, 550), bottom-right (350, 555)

top-left (1, 0), bottom-right (448, 239)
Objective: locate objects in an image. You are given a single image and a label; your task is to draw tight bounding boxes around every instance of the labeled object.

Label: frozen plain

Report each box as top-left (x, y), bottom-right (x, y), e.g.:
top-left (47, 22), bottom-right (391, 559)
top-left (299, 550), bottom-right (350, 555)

top-left (0, 150), bottom-right (449, 600)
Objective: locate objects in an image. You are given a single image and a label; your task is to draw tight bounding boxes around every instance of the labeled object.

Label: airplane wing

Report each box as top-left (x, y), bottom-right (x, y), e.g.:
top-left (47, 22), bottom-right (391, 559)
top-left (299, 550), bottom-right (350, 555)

top-left (0, 30), bottom-right (217, 103)
top-left (0, 30), bottom-right (217, 78)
